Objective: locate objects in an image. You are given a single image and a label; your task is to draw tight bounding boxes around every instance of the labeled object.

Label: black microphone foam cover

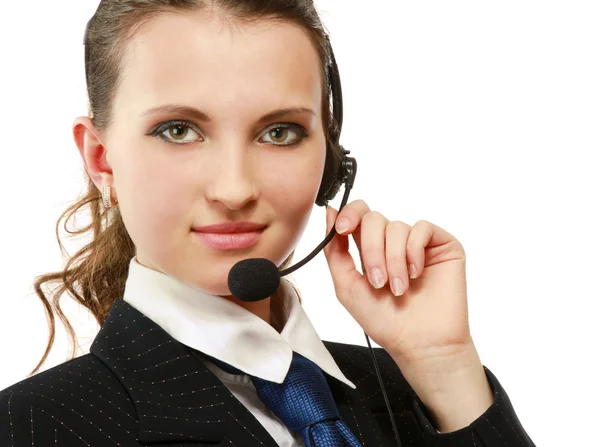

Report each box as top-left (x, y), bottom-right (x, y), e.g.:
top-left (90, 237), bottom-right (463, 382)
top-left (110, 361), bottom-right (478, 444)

top-left (227, 258), bottom-right (281, 302)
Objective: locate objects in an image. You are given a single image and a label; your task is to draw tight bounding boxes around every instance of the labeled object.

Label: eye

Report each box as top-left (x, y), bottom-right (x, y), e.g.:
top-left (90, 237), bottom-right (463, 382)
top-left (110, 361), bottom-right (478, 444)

top-left (259, 123), bottom-right (307, 146)
top-left (150, 120), bottom-right (204, 145)
top-left (148, 120), bottom-right (307, 147)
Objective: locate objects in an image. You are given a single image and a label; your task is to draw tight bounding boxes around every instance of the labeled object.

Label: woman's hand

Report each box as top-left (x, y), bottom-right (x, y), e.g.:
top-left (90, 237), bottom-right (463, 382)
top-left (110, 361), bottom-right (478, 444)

top-left (323, 200), bottom-right (493, 431)
top-left (324, 199), bottom-right (471, 366)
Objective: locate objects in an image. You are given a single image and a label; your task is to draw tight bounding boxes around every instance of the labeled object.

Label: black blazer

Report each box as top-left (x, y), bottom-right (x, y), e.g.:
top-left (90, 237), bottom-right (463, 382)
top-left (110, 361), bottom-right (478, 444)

top-left (0, 298), bottom-right (535, 446)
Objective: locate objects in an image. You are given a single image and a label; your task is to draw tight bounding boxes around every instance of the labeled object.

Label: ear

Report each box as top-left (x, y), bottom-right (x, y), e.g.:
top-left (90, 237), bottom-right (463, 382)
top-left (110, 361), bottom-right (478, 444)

top-left (72, 116), bottom-right (114, 192)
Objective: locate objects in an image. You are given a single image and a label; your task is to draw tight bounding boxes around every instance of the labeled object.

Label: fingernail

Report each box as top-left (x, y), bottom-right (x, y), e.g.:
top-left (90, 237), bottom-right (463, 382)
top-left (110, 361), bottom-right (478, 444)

top-left (409, 264), bottom-right (418, 279)
top-left (336, 218), bottom-right (349, 234)
top-left (370, 268), bottom-right (385, 289)
top-left (391, 277), bottom-right (404, 296)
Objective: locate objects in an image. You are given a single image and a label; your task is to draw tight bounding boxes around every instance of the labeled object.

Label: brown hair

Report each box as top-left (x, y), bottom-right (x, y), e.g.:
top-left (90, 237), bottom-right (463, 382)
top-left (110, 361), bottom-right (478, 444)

top-left (30, 0), bottom-right (343, 376)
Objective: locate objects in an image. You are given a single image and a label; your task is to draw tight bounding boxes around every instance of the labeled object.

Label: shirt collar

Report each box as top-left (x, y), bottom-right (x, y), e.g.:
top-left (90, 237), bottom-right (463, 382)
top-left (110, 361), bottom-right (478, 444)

top-left (122, 257), bottom-right (356, 389)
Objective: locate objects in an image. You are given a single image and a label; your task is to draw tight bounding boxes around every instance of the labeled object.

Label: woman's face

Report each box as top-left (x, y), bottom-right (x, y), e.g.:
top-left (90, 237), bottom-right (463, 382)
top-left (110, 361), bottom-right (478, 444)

top-left (93, 12), bottom-right (326, 297)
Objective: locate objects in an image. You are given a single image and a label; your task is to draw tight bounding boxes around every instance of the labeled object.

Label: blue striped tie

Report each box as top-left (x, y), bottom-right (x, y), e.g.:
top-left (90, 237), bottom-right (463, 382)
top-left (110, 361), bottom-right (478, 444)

top-left (211, 351), bottom-right (363, 446)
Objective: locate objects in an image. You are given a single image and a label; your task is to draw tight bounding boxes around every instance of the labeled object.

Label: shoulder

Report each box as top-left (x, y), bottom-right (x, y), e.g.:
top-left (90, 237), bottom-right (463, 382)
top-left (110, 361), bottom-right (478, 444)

top-left (0, 353), bottom-right (125, 407)
top-left (0, 354), bottom-right (137, 445)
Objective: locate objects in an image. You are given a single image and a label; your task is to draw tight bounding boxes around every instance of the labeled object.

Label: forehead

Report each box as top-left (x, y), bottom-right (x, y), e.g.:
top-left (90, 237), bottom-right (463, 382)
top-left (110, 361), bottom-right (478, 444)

top-left (114, 12), bottom-right (323, 117)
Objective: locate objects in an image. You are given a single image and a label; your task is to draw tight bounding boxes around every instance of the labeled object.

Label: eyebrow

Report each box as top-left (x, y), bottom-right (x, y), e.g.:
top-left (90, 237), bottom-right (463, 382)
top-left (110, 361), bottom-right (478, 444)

top-left (142, 104), bottom-right (317, 125)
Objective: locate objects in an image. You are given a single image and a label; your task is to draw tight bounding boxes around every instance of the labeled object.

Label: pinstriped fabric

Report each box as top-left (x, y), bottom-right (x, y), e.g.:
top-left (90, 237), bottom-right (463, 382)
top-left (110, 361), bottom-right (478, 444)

top-left (0, 355), bottom-right (140, 446)
top-left (0, 298), bottom-right (536, 446)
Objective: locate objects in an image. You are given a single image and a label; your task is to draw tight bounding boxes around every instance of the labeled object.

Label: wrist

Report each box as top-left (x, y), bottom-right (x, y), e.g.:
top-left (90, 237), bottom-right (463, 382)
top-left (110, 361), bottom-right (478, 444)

top-left (392, 341), bottom-right (494, 432)
top-left (391, 337), bottom-right (478, 379)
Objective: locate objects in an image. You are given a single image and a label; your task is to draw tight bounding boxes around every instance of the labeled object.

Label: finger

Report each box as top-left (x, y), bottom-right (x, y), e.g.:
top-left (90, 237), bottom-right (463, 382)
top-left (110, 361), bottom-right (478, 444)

top-left (385, 221), bottom-right (412, 296)
top-left (324, 206), bottom-right (362, 299)
top-left (334, 199), bottom-right (371, 235)
top-left (406, 220), bottom-right (462, 278)
top-left (357, 211), bottom-right (390, 289)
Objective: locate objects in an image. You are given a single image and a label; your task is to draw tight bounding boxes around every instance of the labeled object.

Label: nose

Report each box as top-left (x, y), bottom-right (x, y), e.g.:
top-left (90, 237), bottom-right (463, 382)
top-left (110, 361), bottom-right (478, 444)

top-left (204, 146), bottom-right (260, 210)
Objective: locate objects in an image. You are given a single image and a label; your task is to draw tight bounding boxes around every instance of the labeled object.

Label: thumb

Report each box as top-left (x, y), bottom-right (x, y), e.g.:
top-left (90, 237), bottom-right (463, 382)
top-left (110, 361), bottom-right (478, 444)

top-left (323, 205), bottom-right (360, 301)
top-left (324, 205), bottom-right (341, 260)
top-left (324, 205), bottom-right (354, 269)
top-left (325, 205), bottom-right (339, 235)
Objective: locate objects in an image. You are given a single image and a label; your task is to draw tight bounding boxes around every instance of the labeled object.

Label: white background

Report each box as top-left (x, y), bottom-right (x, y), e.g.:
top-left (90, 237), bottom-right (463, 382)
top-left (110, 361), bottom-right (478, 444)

top-left (1, 1), bottom-right (599, 445)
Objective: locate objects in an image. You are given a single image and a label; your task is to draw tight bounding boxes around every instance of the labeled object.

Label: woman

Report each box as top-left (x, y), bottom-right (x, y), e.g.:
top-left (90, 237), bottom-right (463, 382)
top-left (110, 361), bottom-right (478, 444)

top-left (0, 0), bottom-right (535, 445)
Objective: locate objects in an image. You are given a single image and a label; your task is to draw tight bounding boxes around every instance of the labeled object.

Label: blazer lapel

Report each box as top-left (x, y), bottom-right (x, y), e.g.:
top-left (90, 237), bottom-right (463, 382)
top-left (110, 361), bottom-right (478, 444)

top-left (90, 298), bottom-right (279, 447)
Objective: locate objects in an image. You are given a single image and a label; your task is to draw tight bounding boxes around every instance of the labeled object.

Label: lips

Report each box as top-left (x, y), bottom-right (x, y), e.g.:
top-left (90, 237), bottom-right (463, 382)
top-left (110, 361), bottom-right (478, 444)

top-left (192, 221), bottom-right (266, 234)
top-left (192, 228), bottom-right (264, 250)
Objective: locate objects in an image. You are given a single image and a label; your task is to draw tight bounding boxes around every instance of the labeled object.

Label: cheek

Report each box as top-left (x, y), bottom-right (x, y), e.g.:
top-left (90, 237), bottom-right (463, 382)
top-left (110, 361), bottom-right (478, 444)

top-left (112, 145), bottom-right (195, 245)
top-left (266, 143), bottom-right (327, 247)
top-left (271, 166), bottom-right (321, 212)
top-left (271, 129), bottom-right (327, 201)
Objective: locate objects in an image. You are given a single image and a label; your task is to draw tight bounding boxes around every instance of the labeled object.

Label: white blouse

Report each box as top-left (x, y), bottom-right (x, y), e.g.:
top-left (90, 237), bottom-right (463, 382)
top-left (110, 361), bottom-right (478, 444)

top-left (122, 256), bottom-right (356, 446)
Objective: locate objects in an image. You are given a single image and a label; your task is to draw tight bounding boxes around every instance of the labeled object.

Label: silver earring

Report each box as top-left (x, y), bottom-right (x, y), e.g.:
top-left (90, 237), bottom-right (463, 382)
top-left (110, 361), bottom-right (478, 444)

top-left (102, 186), bottom-right (118, 208)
